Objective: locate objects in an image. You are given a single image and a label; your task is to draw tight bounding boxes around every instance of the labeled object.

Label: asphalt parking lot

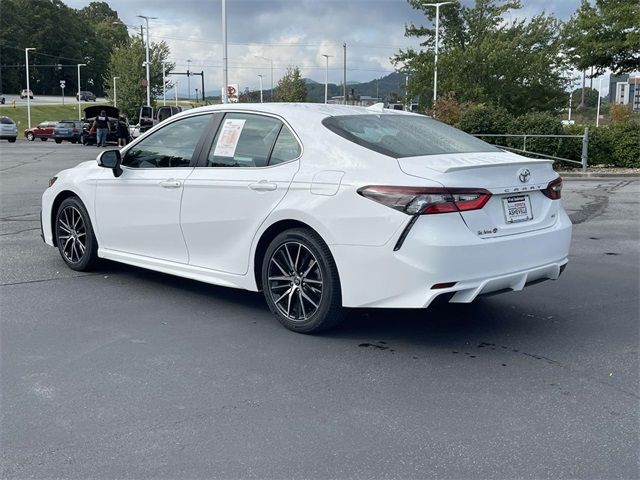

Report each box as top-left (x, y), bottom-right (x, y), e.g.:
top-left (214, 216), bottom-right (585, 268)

top-left (1, 141), bottom-right (638, 479)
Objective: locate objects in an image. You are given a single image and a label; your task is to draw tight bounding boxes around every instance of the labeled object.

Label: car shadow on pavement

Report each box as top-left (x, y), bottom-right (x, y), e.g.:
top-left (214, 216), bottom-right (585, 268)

top-left (99, 259), bottom-right (540, 345)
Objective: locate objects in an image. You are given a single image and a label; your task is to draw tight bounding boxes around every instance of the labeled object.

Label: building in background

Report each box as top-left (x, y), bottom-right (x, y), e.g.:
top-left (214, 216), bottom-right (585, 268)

top-left (609, 74), bottom-right (639, 111)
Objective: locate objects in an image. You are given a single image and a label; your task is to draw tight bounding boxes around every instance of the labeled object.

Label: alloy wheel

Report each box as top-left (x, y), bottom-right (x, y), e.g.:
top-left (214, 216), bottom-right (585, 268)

top-left (267, 242), bottom-right (323, 322)
top-left (57, 206), bottom-right (87, 264)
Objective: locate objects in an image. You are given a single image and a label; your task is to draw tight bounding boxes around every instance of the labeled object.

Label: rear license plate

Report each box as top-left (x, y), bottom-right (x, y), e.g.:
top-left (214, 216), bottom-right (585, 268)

top-left (502, 195), bottom-right (533, 223)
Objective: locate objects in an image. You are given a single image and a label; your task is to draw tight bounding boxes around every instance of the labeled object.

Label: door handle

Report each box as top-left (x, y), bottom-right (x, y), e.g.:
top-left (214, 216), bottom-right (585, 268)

top-left (159, 179), bottom-right (182, 189)
top-left (249, 180), bottom-right (277, 192)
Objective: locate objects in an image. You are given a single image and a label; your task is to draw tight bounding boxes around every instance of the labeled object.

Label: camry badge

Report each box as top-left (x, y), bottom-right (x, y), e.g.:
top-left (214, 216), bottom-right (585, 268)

top-left (518, 168), bottom-right (531, 183)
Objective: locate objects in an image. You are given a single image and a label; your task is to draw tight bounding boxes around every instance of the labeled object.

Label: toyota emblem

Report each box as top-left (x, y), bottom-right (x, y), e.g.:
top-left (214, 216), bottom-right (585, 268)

top-left (518, 168), bottom-right (531, 183)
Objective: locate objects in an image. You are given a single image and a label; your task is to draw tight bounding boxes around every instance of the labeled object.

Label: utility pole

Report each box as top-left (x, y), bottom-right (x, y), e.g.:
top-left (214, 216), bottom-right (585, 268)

top-left (343, 43), bottom-right (347, 105)
top-left (423, 2), bottom-right (453, 104)
top-left (162, 63), bottom-right (166, 106)
top-left (222, 0), bottom-right (228, 103)
top-left (187, 59), bottom-right (192, 100)
top-left (113, 76), bottom-right (120, 108)
top-left (174, 80), bottom-right (179, 107)
top-left (322, 54), bottom-right (331, 104)
top-left (596, 76), bottom-right (603, 127)
top-left (25, 48), bottom-right (35, 129)
top-left (258, 74), bottom-right (263, 103)
top-left (77, 63), bottom-right (86, 121)
top-left (138, 15), bottom-right (157, 107)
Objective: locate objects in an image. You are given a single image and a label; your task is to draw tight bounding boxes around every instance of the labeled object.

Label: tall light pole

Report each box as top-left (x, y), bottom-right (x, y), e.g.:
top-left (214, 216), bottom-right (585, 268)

top-left (25, 47), bottom-right (35, 128)
top-left (322, 54), bottom-right (331, 104)
top-left (222, 0), bottom-right (229, 104)
top-left (162, 63), bottom-right (166, 106)
top-left (423, 2), bottom-right (453, 104)
top-left (258, 74), bottom-right (263, 103)
top-left (113, 76), bottom-right (120, 108)
top-left (77, 63), bottom-right (86, 121)
top-left (596, 76), bottom-right (603, 127)
top-left (254, 56), bottom-right (273, 101)
top-left (137, 15), bottom-right (157, 107)
top-left (174, 80), bottom-right (179, 107)
top-left (187, 59), bottom-right (192, 101)
top-left (343, 43), bottom-right (347, 105)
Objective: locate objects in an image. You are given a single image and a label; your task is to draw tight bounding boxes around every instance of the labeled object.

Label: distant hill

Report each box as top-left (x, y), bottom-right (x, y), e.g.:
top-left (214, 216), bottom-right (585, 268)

top-left (304, 72), bottom-right (406, 102)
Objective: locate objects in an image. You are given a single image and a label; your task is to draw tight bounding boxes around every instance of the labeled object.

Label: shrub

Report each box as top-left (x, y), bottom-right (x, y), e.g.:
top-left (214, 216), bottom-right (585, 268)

top-left (431, 92), bottom-right (471, 126)
top-left (458, 104), bottom-right (513, 134)
top-left (508, 111), bottom-right (564, 156)
top-left (609, 121), bottom-right (640, 167)
top-left (610, 103), bottom-right (633, 124)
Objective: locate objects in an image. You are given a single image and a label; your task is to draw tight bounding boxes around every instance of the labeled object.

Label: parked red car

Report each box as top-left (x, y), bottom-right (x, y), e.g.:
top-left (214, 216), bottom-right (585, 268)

top-left (24, 121), bottom-right (57, 141)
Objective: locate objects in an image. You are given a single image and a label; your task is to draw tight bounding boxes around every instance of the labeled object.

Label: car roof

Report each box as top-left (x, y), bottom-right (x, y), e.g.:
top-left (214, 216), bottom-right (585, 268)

top-left (175, 103), bottom-right (414, 128)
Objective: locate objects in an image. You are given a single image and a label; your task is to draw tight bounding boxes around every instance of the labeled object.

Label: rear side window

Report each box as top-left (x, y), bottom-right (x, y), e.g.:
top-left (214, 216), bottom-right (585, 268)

top-left (270, 126), bottom-right (301, 165)
top-left (207, 113), bottom-right (281, 168)
top-left (322, 114), bottom-right (500, 158)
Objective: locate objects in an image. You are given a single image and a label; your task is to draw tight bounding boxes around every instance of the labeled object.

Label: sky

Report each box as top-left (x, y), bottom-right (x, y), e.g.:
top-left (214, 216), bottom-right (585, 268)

top-left (63, 0), bottom-right (584, 96)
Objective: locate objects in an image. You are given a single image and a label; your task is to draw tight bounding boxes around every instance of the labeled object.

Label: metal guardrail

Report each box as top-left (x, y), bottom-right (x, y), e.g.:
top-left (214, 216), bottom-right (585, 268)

top-left (474, 128), bottom-right (589, 172)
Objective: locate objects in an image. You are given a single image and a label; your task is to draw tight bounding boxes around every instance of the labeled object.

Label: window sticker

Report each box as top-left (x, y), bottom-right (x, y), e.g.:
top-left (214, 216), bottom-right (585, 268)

top-left (213, 119), bottom-right (246, 157)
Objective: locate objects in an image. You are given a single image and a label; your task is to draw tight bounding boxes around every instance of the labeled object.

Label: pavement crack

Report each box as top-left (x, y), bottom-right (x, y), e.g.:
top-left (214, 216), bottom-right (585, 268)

top-left (0, 227), bottom-right (40, 236)
top-left (0, 273), bottom-right (100, 287)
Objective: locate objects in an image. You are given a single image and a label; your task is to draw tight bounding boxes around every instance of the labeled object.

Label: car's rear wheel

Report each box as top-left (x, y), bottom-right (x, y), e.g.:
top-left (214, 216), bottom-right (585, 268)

top-left (41, 137), bottom-right (47, 141)
top-left (262, 228), bottom-right (344, 333)
top-left (26, 132), bottom-right (34, 141)
top-left (8, 138), bottom-right (16, 143)
top-left (55, 139), bottom-right (62, 144)
top-left (55, 197), bottom-right (98, 271)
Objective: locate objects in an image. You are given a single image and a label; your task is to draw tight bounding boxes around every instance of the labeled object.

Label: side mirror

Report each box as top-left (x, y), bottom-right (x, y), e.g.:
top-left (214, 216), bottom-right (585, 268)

top-left (97, 149), bottom-right (123, 177)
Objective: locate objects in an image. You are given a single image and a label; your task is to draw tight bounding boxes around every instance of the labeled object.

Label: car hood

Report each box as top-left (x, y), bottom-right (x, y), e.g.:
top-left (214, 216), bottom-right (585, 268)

top-left (84, 105), bottom-right (119, 120)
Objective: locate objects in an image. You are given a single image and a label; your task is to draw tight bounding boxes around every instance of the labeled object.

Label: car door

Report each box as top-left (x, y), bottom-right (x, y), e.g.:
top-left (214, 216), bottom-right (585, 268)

top-left (181, 112), bottom-right (301, 275)
top-left (94, 112), bottom-right (214, 263)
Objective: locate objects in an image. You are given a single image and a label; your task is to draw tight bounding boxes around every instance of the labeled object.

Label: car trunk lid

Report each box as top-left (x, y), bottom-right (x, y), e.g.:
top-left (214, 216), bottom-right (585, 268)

top-left (397, 151), bottom-right (561, 238)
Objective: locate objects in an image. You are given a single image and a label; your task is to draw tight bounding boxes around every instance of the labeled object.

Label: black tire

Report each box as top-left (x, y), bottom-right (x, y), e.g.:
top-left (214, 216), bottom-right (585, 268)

top-left (71, 139), bottom-right (77, 144)
top-left (261, 228), bottom-right (344, 334)
top-left (8, 138), bottom-right (16, 143)
top-left (55, 197), bottom-right (99, 271)
top-left (55, 139), bottom-right (62, 144)
top-left (41, 137), bottom-right (47, 141)
top-left (26, 132), bottom-right (34, 141)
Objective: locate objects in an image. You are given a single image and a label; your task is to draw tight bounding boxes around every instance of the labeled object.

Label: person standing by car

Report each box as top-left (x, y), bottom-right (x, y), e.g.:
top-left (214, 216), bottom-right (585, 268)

top-left (117, 114), bottom-right (129, 147)
top-left (92, 110), bottom-right (110, 147)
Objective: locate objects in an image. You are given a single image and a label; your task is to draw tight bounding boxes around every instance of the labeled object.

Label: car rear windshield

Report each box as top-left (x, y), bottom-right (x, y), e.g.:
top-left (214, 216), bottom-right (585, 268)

top-left (322, 114), bottom-right (500, 158)
top-left (0, 117), bottom-right (15, 124)
top-left (57, 122), bottom-right (75, 127)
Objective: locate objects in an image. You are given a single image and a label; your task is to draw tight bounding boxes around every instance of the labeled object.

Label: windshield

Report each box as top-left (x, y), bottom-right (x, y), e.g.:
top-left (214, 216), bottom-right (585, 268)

top-left (322, 114), bottom-right (500, 158)
top-left (0, 117), bottom-right (15, 124)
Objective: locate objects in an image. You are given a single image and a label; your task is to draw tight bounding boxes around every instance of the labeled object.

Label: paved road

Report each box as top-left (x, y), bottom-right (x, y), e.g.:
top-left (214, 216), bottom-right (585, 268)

top-left (1, 142), bottom-right (638, 479)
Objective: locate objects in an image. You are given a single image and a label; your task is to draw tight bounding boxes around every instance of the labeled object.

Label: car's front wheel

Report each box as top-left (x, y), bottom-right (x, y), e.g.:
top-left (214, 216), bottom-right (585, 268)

top-left (26, 132), bottom-right (34, 141)
top-left (55, 197), bottom-right (98, 271)
top-left (262, 228), bottom-right (344, 333)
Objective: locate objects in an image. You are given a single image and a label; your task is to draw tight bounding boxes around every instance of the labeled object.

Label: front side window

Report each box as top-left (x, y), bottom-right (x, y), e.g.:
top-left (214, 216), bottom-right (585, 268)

top-left (123, 114), bottom-right (211, 169)
top-left (207, 113), bottom-right (282, 167)
top-left (322, 114), bottom-right (500, 158)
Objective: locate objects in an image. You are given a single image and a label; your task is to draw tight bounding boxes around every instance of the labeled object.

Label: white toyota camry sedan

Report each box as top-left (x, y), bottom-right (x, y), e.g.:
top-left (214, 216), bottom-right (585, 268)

top-left (42, 103), bottom-right (572, 333)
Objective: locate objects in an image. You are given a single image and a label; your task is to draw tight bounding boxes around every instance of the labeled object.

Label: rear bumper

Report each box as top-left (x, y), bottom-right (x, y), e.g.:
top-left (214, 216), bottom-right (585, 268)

top-left (331, 209), bottom-right (572, 308)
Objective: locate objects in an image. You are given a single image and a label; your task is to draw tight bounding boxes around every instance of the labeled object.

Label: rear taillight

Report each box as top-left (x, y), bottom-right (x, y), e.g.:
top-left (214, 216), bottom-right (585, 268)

top-left (542, 177), bottom-right (562, 200)
top-left (72, 128), bottom-right (78, 133)
top-left (357, 186), bottom-right (491, 215)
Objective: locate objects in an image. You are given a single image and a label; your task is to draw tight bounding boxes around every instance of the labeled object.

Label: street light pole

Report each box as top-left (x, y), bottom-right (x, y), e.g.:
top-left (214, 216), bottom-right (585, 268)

top-left (137, 15), bottom-right (157, 107)
top-left (113, 76), bottom-right (120, 108)
top-left (322, 54), bottom-right (331, 104)
top-left (596, 76), bottom-right (603, 127)
top-left (25, 47), bottom-right (35, 129)
top-left (423, 2), bottom-right (453, 104)
top-left (174, 80), bottom-right (179, 107)
top-left (77, 63), bottom-right (86, 121)
top-left (187, 59), bottom-right (192, 101)
top-left (222, 0), bottom-right (229, 104)
top-left (162, 63), bottom-right (166, 106)
top-left (258, 74), bottom-right (263, 103)
top-left (254, 56), bottom-right (273, 101)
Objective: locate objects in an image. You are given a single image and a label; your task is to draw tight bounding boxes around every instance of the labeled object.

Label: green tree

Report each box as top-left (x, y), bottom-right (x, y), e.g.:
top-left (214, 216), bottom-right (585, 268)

top-left (570, 87), bottom-right (600, 109)
top-left (0, 0), bottom-right (128, 96)
top-left (393, 0), bottom-right (568, 115)
top-left (274, 67), bottom-right (306, 102)
top-left (563, 0), bottom-right (640, 75)
top-left (102, 37), bottom-right (174, 120)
